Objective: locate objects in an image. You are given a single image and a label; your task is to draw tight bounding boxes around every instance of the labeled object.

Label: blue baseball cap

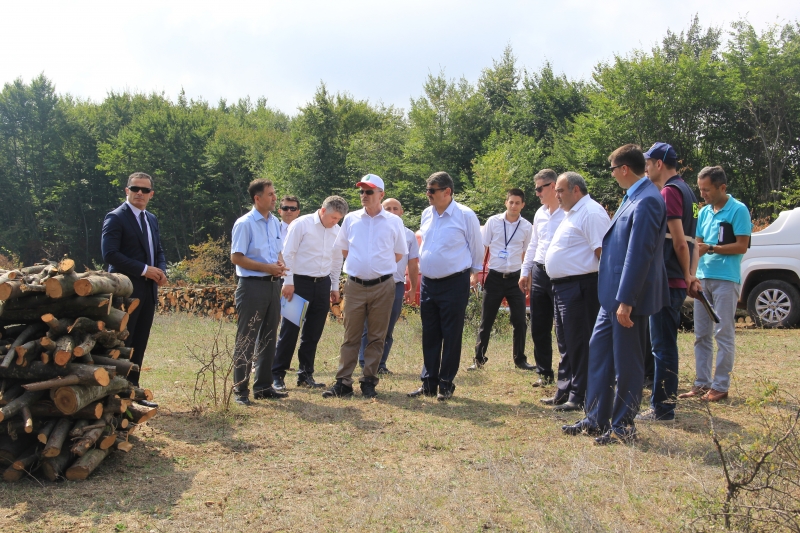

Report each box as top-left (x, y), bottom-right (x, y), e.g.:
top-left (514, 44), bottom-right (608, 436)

top-left (643, 142), bottom-right (678, 165)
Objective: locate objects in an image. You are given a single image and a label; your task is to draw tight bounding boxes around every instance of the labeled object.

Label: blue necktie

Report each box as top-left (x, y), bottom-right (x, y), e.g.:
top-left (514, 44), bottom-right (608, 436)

top-left (139, 212), bottom-right (151, 265)
top-left (621, 193), bottom-right (629, 206)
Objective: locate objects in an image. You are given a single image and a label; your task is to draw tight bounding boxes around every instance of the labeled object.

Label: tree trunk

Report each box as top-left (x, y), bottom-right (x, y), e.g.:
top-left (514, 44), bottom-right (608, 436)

top-left (54, 335), bottom-right (76, 366)
top-left (71, 413), bottom-right (113, 456)
top-left (90, 355), bottom-right (138, 378)
top-left (0, 361), bottom-right (71, 381)
top-left (0, 390), bottom-right (45, 422)
top-left (0, 323), bottom-right (47, 368)
top-left (65, 447), bottom-right (110, 480)
top-left (41, 447), bottom-right (73, 481)
top-left (52, 376), bottom-right (132, 415)
top-left (42, 418), bottom-right (76, 458)
top-left (37, 418), bottom-right (58, 444)
top-left (31, 400), bottom-right (104, 420)
top-left (15, 339), bottom-right (43, 367)
top-left (127, 402), bottom-right (158, 424)
top-left (22, 365), bottom-right (111, 391)
top-left (72, 333), bottom-right (96, 358)
top-left (74, 274), bottom-right (133, 298)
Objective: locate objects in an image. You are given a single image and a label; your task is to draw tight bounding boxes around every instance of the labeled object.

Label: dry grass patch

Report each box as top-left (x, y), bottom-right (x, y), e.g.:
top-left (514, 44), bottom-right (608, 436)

top-left (1, 313), bottom-right (798, 532)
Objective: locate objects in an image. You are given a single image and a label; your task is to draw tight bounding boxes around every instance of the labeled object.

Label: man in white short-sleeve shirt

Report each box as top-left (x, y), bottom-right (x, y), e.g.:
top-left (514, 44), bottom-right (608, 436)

top-left (470, 188), bottom-right (534, 371)
top-left (540, 172), bottom-right (610, 412)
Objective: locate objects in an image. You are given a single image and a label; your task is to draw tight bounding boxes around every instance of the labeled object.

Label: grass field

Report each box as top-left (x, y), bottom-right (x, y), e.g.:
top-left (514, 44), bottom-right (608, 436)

top-left (1, 312), bottom-right (798, 532)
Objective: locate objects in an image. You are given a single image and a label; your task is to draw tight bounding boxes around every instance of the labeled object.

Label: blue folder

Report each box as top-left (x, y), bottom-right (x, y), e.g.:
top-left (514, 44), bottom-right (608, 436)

top-left (280, 294), bottom-right (309, 327)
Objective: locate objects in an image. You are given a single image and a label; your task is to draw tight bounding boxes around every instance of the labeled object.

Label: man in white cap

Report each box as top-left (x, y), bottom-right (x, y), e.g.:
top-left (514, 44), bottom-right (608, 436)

top-left (323, 174), bottom-right (407, 399)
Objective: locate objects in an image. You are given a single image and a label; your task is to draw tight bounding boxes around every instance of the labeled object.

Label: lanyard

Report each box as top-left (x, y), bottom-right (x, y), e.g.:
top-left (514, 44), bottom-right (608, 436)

top-left (503, 217), bottom-right (521, 250)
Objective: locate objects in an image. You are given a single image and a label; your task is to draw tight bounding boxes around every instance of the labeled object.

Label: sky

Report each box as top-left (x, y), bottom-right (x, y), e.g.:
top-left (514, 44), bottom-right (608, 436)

top-left (1, 1), bottom-right (797, 115)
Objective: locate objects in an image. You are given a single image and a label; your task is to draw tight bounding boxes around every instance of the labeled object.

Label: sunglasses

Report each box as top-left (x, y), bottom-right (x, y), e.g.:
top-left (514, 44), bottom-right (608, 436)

top-left (280, 206), bottom-right (299, 211)
top-left (535, 183), bottom-right (553, 193)
top-left (128, 186), bottom-right (152, 194)
top-left (426, 187), bottom-right (446, 194)
top-left (359, 189), bottom-right (375, 195)
top-left (609, 165), bottom-right (624, 172)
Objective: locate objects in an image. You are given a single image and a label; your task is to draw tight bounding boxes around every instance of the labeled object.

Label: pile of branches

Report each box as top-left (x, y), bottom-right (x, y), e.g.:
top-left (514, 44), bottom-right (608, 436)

top-left (158, 286), bottom-right (235, 320)
top-left (0, 258), bottom-right (157, 482)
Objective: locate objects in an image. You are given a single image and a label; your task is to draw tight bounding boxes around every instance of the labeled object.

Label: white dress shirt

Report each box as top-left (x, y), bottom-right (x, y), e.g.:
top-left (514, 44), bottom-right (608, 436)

top-left (482, 212), bottom-right (532, 273)
top-left (282, 211), bottom-right (344, 291)
top-left (280, 221), bottom-right (290, 249)
top-left (395, 227), bottom-right (420, 283)
top-left (125, 201), bottom-right (154, 276)
top-left (521, 204), bottom-right (566, 277)
top-left (334, 207), bottom-right (407, 279)
top-left (419, 200), bottom-right (483, 279)
top-left (544, 195), bottom-right (610, 279)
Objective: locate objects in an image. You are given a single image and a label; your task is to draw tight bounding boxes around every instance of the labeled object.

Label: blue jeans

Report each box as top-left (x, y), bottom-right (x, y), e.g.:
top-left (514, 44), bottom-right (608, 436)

top-left (649, 287), bottom-right (686, 419)
top-left (358, 282), bottom-right (405, 368)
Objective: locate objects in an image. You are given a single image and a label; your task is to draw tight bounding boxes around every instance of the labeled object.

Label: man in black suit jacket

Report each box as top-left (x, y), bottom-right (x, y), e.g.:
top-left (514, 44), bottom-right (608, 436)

top-left (102, 172), bottom-right (167, 406)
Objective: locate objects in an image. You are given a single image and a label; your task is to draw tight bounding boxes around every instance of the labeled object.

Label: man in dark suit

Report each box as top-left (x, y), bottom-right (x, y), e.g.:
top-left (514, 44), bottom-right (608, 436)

top-left (101, 172), bottom-right (167, 407)
top-left (562, 144), bottom-right (668, 444)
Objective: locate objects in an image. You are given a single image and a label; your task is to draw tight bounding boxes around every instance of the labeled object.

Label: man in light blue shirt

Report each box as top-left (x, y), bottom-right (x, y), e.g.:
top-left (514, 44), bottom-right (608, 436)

top-left (408, 171), bottom-right (483, 401)
top-left (679, 166), bottom-right (751, 403)
top-left (229, 178), bottom-right (288, 406)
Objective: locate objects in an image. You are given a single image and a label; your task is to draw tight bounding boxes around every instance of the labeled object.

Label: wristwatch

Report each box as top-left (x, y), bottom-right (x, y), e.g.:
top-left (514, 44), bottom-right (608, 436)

top-left (707, 245), bottom-right (715, 255)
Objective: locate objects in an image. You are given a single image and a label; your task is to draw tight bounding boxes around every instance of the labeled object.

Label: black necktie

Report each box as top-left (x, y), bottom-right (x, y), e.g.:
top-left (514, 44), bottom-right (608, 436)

top-left (139, 212), bottom-right (151, 265)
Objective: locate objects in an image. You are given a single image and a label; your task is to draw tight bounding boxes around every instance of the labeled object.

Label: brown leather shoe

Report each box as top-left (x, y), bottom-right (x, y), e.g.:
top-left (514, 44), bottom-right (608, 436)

top-left (701, 389), bottom-right (728, 402)
top-left (678, 385), bottom-right (710, 399)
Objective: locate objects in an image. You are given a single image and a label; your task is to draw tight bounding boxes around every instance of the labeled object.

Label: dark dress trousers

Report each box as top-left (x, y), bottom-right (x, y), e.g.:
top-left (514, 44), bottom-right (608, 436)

top-left (101, 202), bottom-right (166, 387)
top-left (584, 179), bottom-right (668, 432)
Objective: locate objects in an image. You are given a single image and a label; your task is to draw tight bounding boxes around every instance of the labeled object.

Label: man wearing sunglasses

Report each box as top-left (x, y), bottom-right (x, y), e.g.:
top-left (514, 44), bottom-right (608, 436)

top-left (563, 144), bottom-right (668, 445)
top-left (101, 172), bottom-right (167, 407)
top-left (408, 171), bottom-right (483, 401)
top-left (278, 196), bottom-right (301, 244)
top-left (324, 174), bottom-right (407, 399)
top-left (520, 169), bottom-right (565, 386)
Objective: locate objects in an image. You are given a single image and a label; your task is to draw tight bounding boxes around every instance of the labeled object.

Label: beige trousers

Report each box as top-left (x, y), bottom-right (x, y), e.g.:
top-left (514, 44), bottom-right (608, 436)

top-left (336, 278), bottom-right (395, 386)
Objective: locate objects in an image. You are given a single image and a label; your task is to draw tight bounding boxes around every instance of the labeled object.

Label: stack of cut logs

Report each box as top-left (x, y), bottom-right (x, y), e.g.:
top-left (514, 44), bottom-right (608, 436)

top-left (158, 286), bottom-right (235, 320)
top-left (0, 259), bottom-right (157, 482)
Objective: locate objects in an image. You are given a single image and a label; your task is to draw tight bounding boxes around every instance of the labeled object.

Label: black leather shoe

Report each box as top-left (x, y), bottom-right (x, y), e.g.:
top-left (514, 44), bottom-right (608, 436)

top-left (437, 389), bottom-right (453, 401)
top-left (253, 387), bottom-right (288, 399)
top-left (531, 376), bottom-right (554, 388)
top-left (322, 380), bottom-right (354, 398)
top-left (297, 375), bottom-right (325, 389)
top-left (360, 382), bottom-right (378, 398)
top-left (561, 419), bottom-right (603, 436)
top-left (467, 359), bottom-right (485, 371)
top-left (540, 396), bottom-right (564, 406)
top-left (136, 400), bottom-right (159, 408)
top-left (594, 427), bottom-right (638, 446)
top-left (553, 401), bottom-right (582, 412)
top-left (377, 366), bottom-right (392, 375)
top-left (234, 396), bottom-right (251, 406)
top-left (272, 377), bottom-right (286, 391)
top-left (514, 359), bottom-right (536, 371)
top-left (408, 386), bottom-right (437, 398)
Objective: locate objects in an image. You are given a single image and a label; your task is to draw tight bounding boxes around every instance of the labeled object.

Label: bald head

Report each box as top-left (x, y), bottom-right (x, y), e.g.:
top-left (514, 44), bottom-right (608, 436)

top-left (382, 198), bottom-right (403, 216)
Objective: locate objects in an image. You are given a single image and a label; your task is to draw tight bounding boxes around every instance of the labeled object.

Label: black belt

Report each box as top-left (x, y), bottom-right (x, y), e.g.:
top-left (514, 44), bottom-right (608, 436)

top-left (489, 269), bottom-right (521, 279)
top-left (550, 272), bottom-right (598, 284)
top-left (534, 262), bottom-right (546, 273)
top-left (424, 268), bottom-right (470, 283)
top-left (295, 274), bottom-right (330, 283)
top-left (241, 275), bottom-right (281, 282)
top-left (348, 274), bottom-right (392, 287)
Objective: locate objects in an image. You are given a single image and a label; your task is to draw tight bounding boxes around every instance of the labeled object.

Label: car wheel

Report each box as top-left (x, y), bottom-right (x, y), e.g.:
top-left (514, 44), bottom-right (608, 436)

top-left (746, 280), bottom-right (800, 328)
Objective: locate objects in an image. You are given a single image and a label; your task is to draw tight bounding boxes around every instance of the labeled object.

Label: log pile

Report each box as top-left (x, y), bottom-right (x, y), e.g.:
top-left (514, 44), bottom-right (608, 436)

top-left (0, 258), bottom-right (157, 482)
top-left (158, 286), bottom-right (236, 320)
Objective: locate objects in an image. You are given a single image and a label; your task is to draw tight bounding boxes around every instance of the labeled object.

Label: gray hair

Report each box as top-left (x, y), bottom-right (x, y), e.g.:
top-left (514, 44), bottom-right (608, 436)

top-left (560, 172), bottom-right (588, 195)
top-left (533, 169), bottom-right (557, 184)
top-left (698, 166), bottom-right (727, 187)
top-left (427, 171), bottom-right (454, 194)
top-left (322, 195), bottom-right (349, 216)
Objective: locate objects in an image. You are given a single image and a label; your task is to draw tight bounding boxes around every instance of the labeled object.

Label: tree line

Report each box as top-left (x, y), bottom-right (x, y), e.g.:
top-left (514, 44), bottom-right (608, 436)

top-left (1, 16), bottom-right (798, 268)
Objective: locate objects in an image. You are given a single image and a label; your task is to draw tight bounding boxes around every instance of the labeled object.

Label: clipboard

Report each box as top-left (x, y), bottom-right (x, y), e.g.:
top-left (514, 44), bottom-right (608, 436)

top-left (696, 289), bottom-right (720, 323)
top-left (280, 294), bottom-right (309, 327)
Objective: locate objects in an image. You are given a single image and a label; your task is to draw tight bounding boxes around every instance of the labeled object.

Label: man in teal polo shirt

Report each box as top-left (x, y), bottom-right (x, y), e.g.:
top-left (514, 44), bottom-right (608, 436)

top-left (680, 166), bottom-right (751, 402)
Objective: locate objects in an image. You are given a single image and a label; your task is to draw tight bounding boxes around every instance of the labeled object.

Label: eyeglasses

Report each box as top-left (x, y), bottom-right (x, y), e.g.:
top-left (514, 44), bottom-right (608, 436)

top-left (535, 183), bottom-right (553, 193)
top-left (609, 165), bottom-right (624, 172)
top-left (359, 189), bottom-right (375, 195)
top-left (426, 187), bottom-right (446, 195)
top-left (128, 186), bottom-right (152, 194)
top-left (280, 206), bottom-right (298, 211)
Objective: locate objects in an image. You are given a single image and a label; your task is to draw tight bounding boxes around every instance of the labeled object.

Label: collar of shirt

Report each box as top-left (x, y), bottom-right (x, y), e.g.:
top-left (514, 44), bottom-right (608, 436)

top-left (357, 206), bottom-right (390, 219)
top-left (625, 176), bottom-right (649, 199)
top-left (567, 194), bottom-right (592, 215)
top-left (125, 201), bottom-right (145, 218)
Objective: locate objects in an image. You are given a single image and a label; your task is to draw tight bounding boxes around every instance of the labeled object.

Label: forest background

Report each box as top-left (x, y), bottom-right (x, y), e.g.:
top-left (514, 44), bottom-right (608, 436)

top-left (1, 17), bottom-right (798, 273)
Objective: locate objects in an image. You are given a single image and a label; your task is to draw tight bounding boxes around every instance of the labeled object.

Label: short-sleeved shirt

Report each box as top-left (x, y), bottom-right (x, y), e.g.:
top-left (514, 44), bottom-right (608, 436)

top-left (395, 227), bottom-right (420, 284)
top-left (334, 207), bottom-right (407, 280)
top-left (230, 208), bottom-right (282, 278)
top-left (544, 195), bottom-right (610, 279)
top-left (696, 195), bottom-right (752, 284)
top-left (482, 212), bottom-right (532, 273)
top-left (662, 183), bottom-right (685, 289)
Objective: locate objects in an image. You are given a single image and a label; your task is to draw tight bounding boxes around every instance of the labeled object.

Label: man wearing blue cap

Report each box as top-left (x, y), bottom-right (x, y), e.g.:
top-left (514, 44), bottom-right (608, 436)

top-left (637, 143), bottom-right (698, 422)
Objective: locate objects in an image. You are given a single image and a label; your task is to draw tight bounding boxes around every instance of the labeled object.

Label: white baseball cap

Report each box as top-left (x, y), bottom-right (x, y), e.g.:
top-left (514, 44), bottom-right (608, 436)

top-left (356, 174), bottom-right (385, 191)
